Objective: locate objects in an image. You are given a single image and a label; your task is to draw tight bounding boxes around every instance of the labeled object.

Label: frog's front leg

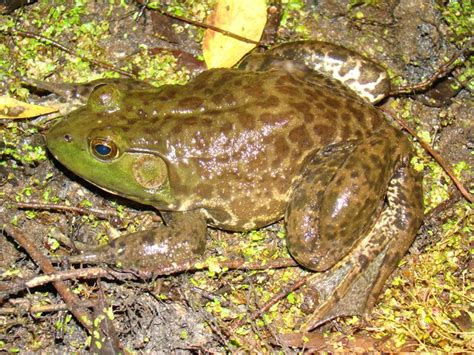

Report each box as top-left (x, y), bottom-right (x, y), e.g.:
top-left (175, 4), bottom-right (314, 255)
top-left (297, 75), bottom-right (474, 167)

top-left (285, 127), bottom-right (423, 328)
top-left (68, 210), bottom-right (207, 269)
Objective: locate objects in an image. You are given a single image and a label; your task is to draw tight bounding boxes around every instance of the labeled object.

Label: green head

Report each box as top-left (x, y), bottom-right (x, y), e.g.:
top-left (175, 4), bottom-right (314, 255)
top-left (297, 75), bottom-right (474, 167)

top-left (46, 84), bottom-right (175, 208)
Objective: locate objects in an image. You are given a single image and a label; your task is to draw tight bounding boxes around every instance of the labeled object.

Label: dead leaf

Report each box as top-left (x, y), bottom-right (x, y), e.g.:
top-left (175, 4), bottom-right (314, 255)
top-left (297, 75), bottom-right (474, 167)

top-left (0, 96), bottom-right (58, 119)
top-left (203, 0), bottom-right (267, 68)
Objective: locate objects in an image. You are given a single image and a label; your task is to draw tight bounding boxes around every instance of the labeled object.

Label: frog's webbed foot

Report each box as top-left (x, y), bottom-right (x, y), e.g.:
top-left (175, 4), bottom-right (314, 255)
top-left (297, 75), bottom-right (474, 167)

top-left (302, 241), bottom-right (389, 329)
top-left (67, 210), bottom-right (207, 270)
top-left (285, 129), bottom-right (423, 329)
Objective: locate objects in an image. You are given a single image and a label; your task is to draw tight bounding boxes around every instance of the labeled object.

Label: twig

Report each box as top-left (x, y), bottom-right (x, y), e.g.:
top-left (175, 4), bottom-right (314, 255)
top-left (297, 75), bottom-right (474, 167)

top-left (90, 281), bottom-right (123, 354)
top-left (1, 258), bottom-right (298, 300)
top-left (149, 6), bottom-right (261, 46)
top-left (0, 221), bottom-right (94, 333)
top-left (228, 274), bottom-right (312, 333)
top-left (0, 267), bottom-right (108, 301)
top-left (424, 192), bottom-right (461, 220)
top-left (16, 201), bottom-right (118, 220)
top-left (390, 37), bottom-right (473, 95)
top-left (0, 300), bottom-right (97, 315)
top-left (1, 28), bottom-right (134, 77)
top-left (15, 201), bottom-right (163, 227)
top-left (382, 108), bottom-right (473, 203)
top-left (130, 255), bottom-right (298, 275)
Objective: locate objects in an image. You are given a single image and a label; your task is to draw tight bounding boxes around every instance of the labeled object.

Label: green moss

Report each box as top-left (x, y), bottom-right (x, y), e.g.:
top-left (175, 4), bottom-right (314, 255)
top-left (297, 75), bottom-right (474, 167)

top-left (127, 46), bottom-right (190, 86)
top-left (1, 123), bottom-right (47, 168)
top-left (372, 200), bottom-right (472, 351)
top-left (348, 0), bottom-right (380, 9)
top-left (1, 1), bottom-right (110, 82)
top-left (280, 0), bottom-right (311, 38)
top-left (440, 0), bottom-right (473, 44)
top-left (439, 1), bottom-right (473, 91)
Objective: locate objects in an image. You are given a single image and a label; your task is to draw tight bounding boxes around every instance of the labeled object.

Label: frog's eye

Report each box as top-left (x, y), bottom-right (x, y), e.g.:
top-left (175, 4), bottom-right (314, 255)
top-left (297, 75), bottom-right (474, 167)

top-left (90, 138), bottom-right (118, 160)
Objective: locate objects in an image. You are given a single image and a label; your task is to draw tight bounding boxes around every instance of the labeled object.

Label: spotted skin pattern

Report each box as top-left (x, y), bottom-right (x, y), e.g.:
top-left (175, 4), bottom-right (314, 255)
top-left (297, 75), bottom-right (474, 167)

top-left (240, 41), bottom-right (391, 103)
top-left (47, 41), bottom-right (423, 327)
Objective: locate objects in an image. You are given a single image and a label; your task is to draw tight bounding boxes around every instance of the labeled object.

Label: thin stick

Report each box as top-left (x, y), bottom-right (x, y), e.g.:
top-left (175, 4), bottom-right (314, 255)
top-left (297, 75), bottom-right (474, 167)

top-left (390, 37), bottom-right (473, 95)
top-left (1, 258), bottom-right (298, 300)
top-left (228, 275), bottom-right (312, 333)
top-left (16, 201), bottom-right (118, 219)
top-left (0, 300), bottom-right (97, 315)
top-left (1, 221), bottom-right (94, 333)
top-left (151, 7), bottom-right (261, 45)
top-left (382, 108), bottom-right (473, 203)
top-left (1, 28), bottom-right (134, 77)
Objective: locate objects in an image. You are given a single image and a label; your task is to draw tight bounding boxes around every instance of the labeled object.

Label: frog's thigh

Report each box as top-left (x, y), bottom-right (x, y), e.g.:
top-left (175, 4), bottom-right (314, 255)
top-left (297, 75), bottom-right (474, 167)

top-left (302, 155), bottom-right (423, 329)
top-left (286, 132), bottom-right (400, 271)
top-left (285, 143), bottom-right (350, 270)
top-left (69, 210), bottom-right (207, 269)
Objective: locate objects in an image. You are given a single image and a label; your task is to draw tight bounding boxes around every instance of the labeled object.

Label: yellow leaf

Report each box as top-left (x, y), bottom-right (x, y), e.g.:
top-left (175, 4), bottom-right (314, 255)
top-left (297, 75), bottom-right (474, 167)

top-left (0, 96), bottom-right (58, 119)
top-left (203, 0), bottom-right (267, 68)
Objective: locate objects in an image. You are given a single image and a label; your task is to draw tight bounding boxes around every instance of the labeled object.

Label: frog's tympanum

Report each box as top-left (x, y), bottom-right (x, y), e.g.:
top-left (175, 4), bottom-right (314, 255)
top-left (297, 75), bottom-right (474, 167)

top-left (46, 41), bottom-right (423, 328)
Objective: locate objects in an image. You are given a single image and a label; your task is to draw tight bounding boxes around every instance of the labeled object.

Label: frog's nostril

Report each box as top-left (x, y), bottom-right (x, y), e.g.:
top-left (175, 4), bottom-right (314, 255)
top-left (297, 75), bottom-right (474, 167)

top-left (64, 134), bottom-right (72, 142)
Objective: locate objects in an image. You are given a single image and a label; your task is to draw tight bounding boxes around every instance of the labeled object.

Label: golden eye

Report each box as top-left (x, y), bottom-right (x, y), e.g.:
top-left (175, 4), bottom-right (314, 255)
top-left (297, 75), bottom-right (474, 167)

top-left (90, 138), bottom-right (118, 160)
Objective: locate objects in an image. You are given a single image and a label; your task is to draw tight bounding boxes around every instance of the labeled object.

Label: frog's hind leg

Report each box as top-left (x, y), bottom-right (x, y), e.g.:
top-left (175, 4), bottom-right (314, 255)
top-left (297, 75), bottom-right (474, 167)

top-left (360, 154), bottom-right (423, 313)
top-left (303, 154), bottom-right (422, 330)
top-left (285, 131), bottom-right (423, 329)
top-left (240, 41), bottom-right (391, 103)
top-left (287, 129), bottom-right (403, 271)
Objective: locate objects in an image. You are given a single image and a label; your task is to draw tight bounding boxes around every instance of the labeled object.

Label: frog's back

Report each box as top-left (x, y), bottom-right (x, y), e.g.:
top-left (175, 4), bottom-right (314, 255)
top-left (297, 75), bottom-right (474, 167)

top-left (112, 68), bottom-right (387, 229)
top-left (126, 68), bottom-right (386, 160)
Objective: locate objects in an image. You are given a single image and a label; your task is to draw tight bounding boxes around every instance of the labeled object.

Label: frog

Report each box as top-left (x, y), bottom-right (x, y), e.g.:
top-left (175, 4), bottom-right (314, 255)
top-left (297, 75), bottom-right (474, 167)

top-left (45, 41), bottom-right (424, 328)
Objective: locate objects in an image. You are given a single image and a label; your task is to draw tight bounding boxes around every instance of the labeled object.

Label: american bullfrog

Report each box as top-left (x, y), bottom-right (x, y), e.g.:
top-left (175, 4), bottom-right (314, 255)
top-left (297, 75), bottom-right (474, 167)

top-left (46, 41), bottom-right (423, 328)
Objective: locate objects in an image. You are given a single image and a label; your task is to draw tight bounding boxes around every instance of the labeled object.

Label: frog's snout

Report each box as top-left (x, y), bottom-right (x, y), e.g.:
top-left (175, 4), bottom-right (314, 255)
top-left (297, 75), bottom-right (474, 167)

top-left (46, 117), bottom-right (73, 144)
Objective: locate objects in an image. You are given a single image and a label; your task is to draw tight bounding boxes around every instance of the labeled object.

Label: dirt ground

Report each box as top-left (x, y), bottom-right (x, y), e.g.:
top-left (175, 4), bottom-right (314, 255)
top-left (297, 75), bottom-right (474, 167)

top-left (0, 0), bottom-right (472, 352)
